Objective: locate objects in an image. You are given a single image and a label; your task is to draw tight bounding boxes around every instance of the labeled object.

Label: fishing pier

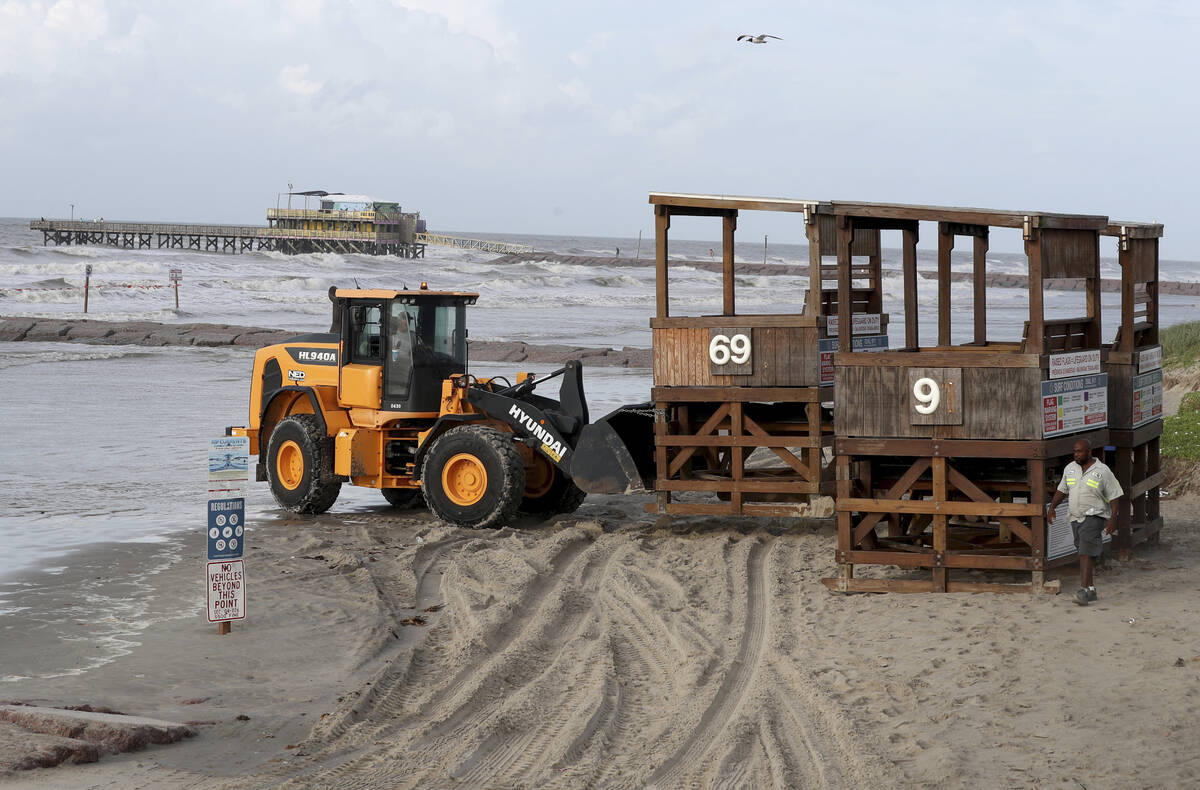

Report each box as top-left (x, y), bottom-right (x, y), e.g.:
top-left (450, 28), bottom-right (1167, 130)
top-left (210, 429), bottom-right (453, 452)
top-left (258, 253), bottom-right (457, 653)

top-left (31, 216), bottom-right (428, 258)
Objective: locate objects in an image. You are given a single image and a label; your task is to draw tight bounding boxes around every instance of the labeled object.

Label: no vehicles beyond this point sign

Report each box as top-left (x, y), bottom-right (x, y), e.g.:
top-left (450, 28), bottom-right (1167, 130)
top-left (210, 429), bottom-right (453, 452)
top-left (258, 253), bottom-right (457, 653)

top-left (207, 560), bottom-right (246, 622)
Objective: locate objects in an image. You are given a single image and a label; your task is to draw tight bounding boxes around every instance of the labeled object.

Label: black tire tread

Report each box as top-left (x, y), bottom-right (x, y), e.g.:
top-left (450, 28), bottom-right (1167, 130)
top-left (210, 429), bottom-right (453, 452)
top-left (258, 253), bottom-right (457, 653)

top-left (421, 426), bottom-right (524, 529)
top-left (266, 414), bottom-right (341, 514)
top-left (520, 468), bottom-right (587, 516)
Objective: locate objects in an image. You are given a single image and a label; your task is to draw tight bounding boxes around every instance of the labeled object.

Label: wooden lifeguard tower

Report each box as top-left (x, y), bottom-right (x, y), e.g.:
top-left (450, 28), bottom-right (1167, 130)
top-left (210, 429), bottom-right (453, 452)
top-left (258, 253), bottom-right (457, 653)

top-left (646, 192), bottom-right (886, 517)
top-left (1103, 221), bottom-right (1165, 556)
top-left (823, 202), bottom-right (1113, 594)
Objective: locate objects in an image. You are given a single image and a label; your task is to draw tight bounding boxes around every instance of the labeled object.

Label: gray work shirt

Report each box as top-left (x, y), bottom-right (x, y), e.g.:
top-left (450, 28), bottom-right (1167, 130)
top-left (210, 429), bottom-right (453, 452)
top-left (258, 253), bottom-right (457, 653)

top-left (1057, 459), bottom-right (1123, 523)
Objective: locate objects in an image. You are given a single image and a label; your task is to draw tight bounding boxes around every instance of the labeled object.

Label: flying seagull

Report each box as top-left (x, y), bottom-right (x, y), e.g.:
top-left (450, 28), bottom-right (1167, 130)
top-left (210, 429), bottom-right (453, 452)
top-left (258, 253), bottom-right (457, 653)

top-left (737, 34), bottom-right (782, 43)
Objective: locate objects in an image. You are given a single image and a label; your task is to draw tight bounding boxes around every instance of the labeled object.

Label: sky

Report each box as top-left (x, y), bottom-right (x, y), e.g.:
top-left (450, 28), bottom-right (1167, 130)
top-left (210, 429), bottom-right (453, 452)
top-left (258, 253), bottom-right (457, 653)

top-left (2, 0), bottom-right (1198, 255)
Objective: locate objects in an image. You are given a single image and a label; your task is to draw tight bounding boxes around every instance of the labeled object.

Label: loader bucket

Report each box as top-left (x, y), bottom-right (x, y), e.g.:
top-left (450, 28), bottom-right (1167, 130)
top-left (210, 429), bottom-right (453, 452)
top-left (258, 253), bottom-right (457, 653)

top-left (569, 404), bottom-right (657, 495)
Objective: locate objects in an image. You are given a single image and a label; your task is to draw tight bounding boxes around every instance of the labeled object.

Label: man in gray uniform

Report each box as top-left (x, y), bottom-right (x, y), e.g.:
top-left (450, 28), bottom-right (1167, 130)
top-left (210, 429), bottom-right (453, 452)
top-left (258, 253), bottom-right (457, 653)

top-left (1045, 438), bottom-right (1124, 606)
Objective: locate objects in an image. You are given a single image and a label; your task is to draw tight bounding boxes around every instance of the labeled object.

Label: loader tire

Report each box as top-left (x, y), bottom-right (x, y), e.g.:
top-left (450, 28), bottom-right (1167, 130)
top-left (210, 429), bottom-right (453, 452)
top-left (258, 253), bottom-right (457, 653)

top-left (421, 426), bottom-right (525, 529)
top-left (266, 414), bottom-right (341, 514)
top-left (521, 465), bottom-right (587, 516)
top-left (382, 487), bottom-right (423, 509)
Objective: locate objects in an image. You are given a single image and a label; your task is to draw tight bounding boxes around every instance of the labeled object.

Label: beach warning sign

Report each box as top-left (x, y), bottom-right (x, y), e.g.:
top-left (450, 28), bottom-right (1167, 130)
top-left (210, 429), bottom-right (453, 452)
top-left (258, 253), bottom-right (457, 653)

top-left (207, 560), bottom-right (246, 622)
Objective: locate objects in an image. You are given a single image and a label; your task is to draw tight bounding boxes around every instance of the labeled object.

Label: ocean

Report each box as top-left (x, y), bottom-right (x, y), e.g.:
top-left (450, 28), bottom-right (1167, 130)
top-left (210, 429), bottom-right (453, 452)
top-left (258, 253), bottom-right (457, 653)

top-left (1, 216), bottom-right (1198, 586)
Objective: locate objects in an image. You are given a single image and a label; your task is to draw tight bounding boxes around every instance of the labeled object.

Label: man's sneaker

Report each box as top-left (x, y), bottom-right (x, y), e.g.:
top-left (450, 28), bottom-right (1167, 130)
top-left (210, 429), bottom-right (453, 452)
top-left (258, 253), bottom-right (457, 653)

top-left (1087, 588), bottom-right (1098, 602)
top-left (1074, 588), bottom-right (1090, 606)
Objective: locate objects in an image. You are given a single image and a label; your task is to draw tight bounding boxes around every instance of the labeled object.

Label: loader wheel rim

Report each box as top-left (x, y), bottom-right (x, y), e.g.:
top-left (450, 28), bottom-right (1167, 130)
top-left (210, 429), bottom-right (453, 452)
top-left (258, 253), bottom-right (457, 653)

top-left (524, 455), bottom-right (555, 498)
top-left (443, 453), bottom-right (488, 507)
top-left (277, 440), bottom-right (305, 491)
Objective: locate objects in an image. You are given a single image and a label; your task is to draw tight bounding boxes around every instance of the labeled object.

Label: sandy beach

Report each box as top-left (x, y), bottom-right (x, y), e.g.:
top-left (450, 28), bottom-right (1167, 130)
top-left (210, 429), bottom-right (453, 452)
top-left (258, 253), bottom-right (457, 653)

top-left (2, 487), bottom-right (1198, 789)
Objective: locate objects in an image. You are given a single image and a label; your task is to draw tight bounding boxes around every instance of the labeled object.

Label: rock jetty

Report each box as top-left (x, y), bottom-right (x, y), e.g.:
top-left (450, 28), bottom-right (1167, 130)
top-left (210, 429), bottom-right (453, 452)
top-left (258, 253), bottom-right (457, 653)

top-left (0, 317), bottom-right (651, 368)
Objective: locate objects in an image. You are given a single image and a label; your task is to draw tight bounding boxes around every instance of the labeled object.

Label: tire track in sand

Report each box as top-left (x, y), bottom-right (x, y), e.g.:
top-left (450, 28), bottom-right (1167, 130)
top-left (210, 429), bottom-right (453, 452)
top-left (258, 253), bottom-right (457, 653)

top-left (280, 532), bottom-right (605, 789)
top-left (643, 538), bottom-right (769, 788)
top-left (424, 540), bottom-right (623, 787)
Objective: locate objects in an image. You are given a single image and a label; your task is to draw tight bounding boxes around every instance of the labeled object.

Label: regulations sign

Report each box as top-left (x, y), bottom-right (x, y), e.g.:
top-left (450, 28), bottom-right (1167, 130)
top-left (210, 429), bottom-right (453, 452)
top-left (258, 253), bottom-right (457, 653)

top-left (1138, 345), bottom-right (1163, 374)
top-left (207, 497), bottom-right (245, 560)
top-left (207, 560), bottom-right (246, 622)
top-left (1049, 349), bottom-right (1101, 380)
top-left (209, 436), bottom-right (250, 493)
top-left (169, 268), bottom-right (183, 283)
top-left (1041, 373), bottom-right (1108, 438)
top-left (819, 334), bottom-right (889, 385)
top-left (1132, 369), bottom-right (1164, 427)
top-left (826, 313), bottom-right (881, 336)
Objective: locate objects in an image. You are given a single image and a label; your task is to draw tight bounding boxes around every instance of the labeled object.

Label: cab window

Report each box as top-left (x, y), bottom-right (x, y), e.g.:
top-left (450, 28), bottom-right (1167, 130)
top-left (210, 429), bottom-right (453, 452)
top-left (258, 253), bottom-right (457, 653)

top-left (349, 304), bottom-right (383, 363)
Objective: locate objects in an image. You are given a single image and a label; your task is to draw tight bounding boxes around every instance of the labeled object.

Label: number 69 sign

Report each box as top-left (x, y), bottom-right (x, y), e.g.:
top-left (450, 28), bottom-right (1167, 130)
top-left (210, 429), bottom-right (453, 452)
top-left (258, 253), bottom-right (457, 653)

top-left (708, 328), bottom-right (753, 374)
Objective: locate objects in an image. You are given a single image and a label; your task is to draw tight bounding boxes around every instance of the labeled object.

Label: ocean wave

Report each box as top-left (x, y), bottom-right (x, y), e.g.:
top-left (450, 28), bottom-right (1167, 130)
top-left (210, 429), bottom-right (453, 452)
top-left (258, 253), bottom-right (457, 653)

top-left (219, 276), bottom-right (333, 293)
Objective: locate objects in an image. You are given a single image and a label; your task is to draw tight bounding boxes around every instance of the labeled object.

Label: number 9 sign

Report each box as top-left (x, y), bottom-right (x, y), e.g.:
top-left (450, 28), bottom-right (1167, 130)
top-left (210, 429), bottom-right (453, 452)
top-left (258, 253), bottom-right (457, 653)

top-left (907, 367), bottom-right (961, 425)
top-left (912, 377), bottom-right (941, 414)
top-left (709, 333), bottom-right (751, 366)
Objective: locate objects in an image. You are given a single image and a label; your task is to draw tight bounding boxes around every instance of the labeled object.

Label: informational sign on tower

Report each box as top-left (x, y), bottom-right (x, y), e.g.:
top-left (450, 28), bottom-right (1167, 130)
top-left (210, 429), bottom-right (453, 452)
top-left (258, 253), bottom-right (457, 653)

top-left (1041, 374), bottom-right (1108, 438)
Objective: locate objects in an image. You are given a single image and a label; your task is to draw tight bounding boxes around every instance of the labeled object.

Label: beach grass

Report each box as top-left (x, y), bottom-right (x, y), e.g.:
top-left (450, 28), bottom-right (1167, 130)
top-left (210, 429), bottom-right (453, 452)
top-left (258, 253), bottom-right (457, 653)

top-left (1160, 324), bottom-right (1200, 461)
top-left (1163, 392), bottom-right (1200, 461)
top-left (1161, 320), bottom-right (1200, 370)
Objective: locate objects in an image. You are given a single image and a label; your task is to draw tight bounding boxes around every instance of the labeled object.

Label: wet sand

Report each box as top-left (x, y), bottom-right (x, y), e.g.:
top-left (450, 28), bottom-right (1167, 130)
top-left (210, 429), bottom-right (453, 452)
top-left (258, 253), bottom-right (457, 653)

top-left (2, 493), bottom-right (1198, 789)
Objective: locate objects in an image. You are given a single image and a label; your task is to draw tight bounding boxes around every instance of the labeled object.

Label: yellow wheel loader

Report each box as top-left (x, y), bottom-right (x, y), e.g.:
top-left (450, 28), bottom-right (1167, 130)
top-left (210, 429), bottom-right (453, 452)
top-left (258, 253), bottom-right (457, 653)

top-left (228, 286), bottom-right (654, 529)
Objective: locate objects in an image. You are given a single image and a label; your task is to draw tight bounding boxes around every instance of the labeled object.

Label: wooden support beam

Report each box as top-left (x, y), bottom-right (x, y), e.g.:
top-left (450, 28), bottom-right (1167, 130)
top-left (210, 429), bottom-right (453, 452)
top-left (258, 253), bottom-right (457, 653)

top-left (1026, 232), bottom-right (1045, 355)
top-left (903, 225), bottom-right (918, 350)
top-left (937, 225), bottom-right (953, 347)
top-left (722, 211), bottom-right (737, 316)
top-left (932, 457), bottom-right (948, 592)
top-left (655, 205), bottom-right (670, 319)
top-left (851, 457), bottom-right (931, 545)
top-left (806, 215), bottom-right (822, 318)
top-left (837, 219), bottom-right (853, 354)
top-left (973, 232), bottom-right (988, 344)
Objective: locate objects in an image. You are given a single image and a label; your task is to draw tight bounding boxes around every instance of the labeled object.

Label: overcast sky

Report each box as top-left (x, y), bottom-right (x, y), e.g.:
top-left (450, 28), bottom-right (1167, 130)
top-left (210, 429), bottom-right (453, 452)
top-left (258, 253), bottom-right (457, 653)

top-left (2, 0), bottom-right (1198, 255)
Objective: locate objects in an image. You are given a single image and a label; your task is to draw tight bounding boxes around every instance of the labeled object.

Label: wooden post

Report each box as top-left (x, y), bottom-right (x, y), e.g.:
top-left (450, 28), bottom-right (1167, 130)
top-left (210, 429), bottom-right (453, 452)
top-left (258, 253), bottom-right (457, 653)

top-left (1114, 447), bottom-right (1134, 559)
top-left (218, 621), bottom-right (231, 635)
top-left (937, 224), bottom-right (953, 347)
top-left (1085, 232), bottom-right (1102, 348)
top-left (655, 206), bottom-right (670, 319)
top-left (806, 212), bottom-right (822, 319)
top-left (722, 211), bottom-right (737, 316)
top-left (1026, 230), bottom-right (1044, 354)
top-left (83, 266), bottom-right (91, 313)
top-left (655, 399), bottom-right (670, 514)
top-left (1029, 458), bottom-right (1047, 579)
top-left (867, 231), bottom-right (883, 313)
top-left (730, 402), bottom-right (744, 514)
top-left (1119, 241), bottom-right (1135, 352)
top-left (1149, 238), bottom-right (1160, 345)
top-left (973, 232), bottom-right (988, 344)
top-left (174, 282), bottom-right (180, 309)
top-left (932, 456), bottom-right (947, 592)
top-left (903, 225), bottom-right (918, 350)
top-left (836, 454), bottom-right (853, 589)
top-left (836, 218), bottom-right (852, 354)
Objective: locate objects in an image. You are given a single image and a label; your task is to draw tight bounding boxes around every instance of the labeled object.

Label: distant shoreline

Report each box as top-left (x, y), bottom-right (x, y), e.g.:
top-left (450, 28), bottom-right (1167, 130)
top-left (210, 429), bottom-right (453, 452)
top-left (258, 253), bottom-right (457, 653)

top-left (0, 316), bottom-right (652, 368)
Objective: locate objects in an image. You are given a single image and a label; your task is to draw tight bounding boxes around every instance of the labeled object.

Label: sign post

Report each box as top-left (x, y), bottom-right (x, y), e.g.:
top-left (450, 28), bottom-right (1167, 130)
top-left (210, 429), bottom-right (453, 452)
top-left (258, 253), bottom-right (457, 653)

top-left (207, 436), bottom-right (249, 634)
top-left (83, 264), bottom-right (92, 313)
top-left (169, 268), bottom-right (182, 308)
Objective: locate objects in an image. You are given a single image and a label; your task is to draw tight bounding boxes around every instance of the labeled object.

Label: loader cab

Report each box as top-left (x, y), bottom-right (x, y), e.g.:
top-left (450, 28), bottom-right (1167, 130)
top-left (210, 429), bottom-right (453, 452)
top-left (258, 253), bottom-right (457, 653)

top-left (334, 287), bottom-right (476, 414)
